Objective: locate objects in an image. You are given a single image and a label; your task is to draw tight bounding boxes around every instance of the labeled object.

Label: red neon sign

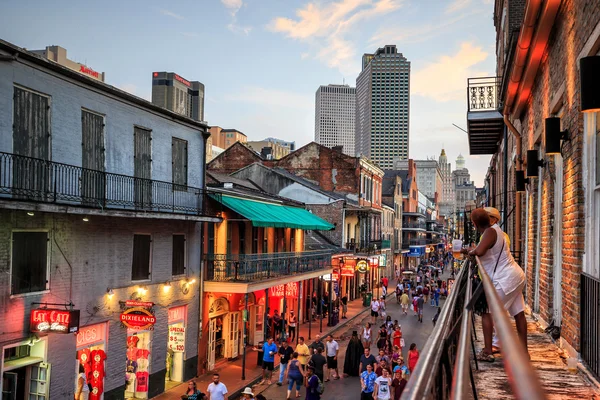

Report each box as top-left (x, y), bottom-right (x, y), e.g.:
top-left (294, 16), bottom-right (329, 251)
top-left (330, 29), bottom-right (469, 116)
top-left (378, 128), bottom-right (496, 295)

top-left (174, 74), bottom-right (191, 87)
top-left (30, 309), bottom-right (80, 334)
top-left (79, 65), bottom-right (99, 79)
top-left (120, 307), bottom-right (156, 330)
top-left (125, 300), bottom-right (154, 308)
top-left (269, 282), bottom-right (298, 298)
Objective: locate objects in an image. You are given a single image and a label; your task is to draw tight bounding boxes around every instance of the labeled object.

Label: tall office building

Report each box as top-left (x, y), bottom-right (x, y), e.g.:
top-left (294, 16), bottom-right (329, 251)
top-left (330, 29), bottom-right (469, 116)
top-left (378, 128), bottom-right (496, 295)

top-left (315, 84), bottom-right (356, 156)
top-left (31, 45), bottom-right (105, 82)
top-left (439, 149), bottom-right (454, 217)
top-left (151, 72), bottom-right (205, 122)
top-left (456, 154), bottom-right (466, 170)
top-left (356, 45), bottom-right (410, 168)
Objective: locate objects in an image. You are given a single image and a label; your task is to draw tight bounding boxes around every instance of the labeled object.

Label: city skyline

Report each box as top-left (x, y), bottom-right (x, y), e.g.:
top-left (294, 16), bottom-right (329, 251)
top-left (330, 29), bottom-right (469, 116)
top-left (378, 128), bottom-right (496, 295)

top-left (0, 0), bottom-right (496, 185)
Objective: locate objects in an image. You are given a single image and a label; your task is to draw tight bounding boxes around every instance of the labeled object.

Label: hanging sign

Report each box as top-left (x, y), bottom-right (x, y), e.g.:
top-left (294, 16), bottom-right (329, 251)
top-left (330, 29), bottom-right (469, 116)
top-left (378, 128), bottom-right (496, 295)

top-left (30, 309), bottom-right (80, 334)
top-left (120, 307), bottom-right (156, 331)
top-left (332, 269), bottom-right (340, 281)
top-left (168, 325), bottom-right (186, 352)
top-left (356, 260), bottom-right (369, 274)
top-left (341, 265), bottom-right (355, 277)
top-left (370, 257), bottom-right (379, 268)
top-left (269, 282), bottom-right (298, 298)
top-left (379, 254), bottom-right (387, 267)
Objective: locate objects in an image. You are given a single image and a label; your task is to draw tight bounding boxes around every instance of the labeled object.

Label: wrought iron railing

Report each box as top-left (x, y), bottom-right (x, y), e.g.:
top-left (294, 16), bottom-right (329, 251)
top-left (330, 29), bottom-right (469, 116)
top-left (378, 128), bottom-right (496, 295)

top-left (467, 77), bottom-right (501, 112)
top-left (403, 222), bottom-right (427, 230)
top-left (0, 152), bottom-right (211, 215)
top-left (205, 250), bottom-right (334, 282)
top-left (581, 273), bottom-right (600, 379)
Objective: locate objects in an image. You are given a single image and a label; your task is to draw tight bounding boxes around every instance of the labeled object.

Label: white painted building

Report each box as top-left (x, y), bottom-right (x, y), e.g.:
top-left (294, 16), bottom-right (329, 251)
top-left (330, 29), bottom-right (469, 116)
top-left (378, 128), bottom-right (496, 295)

top-left (394, 158), bottom-right (442, 200)
top-left (0, 39), bottom-right (217, 400)
top-left (315, 84), bottom-right (356, 156)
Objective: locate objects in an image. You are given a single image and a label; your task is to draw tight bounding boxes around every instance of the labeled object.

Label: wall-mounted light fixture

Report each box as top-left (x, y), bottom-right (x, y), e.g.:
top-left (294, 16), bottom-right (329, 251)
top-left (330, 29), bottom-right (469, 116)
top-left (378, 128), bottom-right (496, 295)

top-left (163, 282), bottom-right (171, 293)
top-left (107, 288), bottom-right (114, 298)
top-left (545, 117), bottom-right (569, 155)
top-left (515, 170), bottom-right (530, 193)
top-left (526, 149), bottom-right (545, 178)
top-left (580, 56), bottom-right (600, 112)
top-left (27, 212), bottom-right (35, 217)
top-left (82, 216), bottom-right (90, 222)
top-left (137, 286), bottom-right (147, 295)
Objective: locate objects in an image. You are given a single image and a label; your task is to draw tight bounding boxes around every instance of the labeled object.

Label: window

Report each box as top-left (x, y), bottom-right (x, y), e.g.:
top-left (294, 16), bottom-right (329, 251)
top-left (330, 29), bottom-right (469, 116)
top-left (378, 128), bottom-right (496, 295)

top-left (11, 231), bottom-right (48, 295)
top-left (172, 234), bottom-right (186, 276)
top-left (172, 138), bottom-right (188, 190)
top-left (132, 234), bottom-right (152, 281)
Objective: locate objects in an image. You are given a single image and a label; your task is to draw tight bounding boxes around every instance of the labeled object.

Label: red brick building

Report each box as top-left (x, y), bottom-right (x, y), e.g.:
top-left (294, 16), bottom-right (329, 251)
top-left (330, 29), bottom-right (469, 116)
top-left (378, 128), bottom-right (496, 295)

top-left (467, 0), bottom-right (600, 376)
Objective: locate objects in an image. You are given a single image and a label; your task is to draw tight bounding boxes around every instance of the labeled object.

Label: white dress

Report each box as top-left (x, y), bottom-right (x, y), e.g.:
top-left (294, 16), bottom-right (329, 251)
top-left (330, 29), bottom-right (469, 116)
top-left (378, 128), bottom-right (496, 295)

top-left (479, 225), bottom-right (525, 295)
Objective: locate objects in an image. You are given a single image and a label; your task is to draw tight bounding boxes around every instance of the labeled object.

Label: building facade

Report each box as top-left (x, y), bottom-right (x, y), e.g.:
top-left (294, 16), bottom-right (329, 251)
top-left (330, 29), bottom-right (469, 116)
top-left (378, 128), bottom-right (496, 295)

top-left (315, 84), bottom-right (356, 156)
top-left (30, 45), bottom-right (105, 82)
top-left (394, 159), bottom-right (443, 200)
top-left (151, 72), bottom-right (205, 122)
top-left (465, 0), bottom-right (600, 378)
top-left (355, 45), bottom-right (411, 168)
top-left (438, 149), bottom-right (454, 217)
top-left (246, 139), bottom-right (291, 160)
top-left (208, 126), bottom-right (247, 149)
top-left (0, 39), bottom-right (214, 400)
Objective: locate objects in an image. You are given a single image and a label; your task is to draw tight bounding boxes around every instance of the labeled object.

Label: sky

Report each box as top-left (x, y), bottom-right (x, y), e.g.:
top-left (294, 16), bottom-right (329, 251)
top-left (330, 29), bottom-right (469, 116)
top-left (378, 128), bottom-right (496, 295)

top-left (0, 0), bottom-right (496, 186)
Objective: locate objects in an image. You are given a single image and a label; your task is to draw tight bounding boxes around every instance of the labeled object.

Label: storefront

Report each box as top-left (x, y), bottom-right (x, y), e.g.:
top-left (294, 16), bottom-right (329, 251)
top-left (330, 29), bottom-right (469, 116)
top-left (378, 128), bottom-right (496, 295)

top-left (76, 322), bottom-right (108, 400)
top-left (207, 297), bottom-right (230, 371)
top-left (121, 301), bottom-right (156, 400)
top-left (166, 306), bottom-right (187, 389)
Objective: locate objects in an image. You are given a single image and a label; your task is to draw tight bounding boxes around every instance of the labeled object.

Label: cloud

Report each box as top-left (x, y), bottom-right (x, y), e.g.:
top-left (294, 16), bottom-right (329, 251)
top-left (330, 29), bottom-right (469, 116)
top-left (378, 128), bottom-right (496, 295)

top-left (411, 42), bottom-right (490, 102)
top-left (221, 0), bottom-right (252, 35)
top-left (446, 0), bottom-right (471, 14)
top-left (269, 0), bottom-right (404, 75)
top-left (159, 9), bottom-right (185, 20)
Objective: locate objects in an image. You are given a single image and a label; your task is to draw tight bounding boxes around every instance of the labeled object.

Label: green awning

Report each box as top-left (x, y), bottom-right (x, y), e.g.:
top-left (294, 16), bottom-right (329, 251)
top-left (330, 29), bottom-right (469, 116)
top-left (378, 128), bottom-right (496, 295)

top-left (214, 194), bottom-right (334, 230)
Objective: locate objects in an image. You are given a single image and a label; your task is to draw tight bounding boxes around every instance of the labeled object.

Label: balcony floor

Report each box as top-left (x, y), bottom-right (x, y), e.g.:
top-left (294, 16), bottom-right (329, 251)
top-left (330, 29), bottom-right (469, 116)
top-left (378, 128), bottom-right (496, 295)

top-left (472, 313), bottom-right (600, 399)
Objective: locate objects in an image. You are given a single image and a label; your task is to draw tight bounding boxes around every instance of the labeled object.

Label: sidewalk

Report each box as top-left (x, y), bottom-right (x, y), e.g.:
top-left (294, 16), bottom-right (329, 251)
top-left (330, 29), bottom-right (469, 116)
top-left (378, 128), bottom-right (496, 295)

top-left (153, 291), bottom-right (390, 400)
top-left (472, 314), bottom-right (600, 399)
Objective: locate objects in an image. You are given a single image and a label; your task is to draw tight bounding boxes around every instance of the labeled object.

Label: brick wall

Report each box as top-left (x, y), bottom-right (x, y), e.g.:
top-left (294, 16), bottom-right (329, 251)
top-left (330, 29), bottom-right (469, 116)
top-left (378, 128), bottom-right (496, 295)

top-left (306, 201), bottom-right (345, 245)
top-left (0, 210), bottom-right (201, 398)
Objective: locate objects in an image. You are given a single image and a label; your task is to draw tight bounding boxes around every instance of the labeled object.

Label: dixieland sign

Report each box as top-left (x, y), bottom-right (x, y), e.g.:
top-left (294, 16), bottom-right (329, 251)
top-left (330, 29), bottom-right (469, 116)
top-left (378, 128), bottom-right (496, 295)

top-left (30, 309), bottom-right (80, 334)
top-left (120, 307), bottom-right (156, 331)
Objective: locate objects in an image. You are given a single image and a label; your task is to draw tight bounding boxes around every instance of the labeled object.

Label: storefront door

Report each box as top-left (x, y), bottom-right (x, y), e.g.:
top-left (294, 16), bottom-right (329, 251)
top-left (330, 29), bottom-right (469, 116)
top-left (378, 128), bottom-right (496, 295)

top-left (207, 318), bottom-right (217, 371)
top-left (125, 331), bottom-right (152, 400)
top-left (249, 305), bottom-right (264, 346)
top-left (227, 312), bottom-right (240, 359)
top-left (167, 306), bottom-right (187, 387)
top-left (28, 363), bottom-right (50, 400)
top-left (1, 340), bottom-right (48, 400)
top-left (208, 297), bottom-right (229, 370)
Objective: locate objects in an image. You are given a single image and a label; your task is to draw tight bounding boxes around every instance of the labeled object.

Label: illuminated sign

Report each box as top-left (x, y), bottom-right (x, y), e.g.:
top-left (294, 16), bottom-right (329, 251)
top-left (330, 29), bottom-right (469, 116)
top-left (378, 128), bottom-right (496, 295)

top-left (168, 325), bottom-right (185, 352)
top-left (174, 74), bottom-right (191, 87)
top-left (332, 269), bottom-right (340, 281)
top-left (379, 254), bottom-right (387, 267)
top-left (168, 306), bottom-right (186, 323)
top-left (76, 323), bottom-right (106, 348)
top-left (269, 282), bottom-right (298, 298)
top-left (356, 260), bottom-right (369, 274)
top-left (120, 307), bottom-right (156, 330)
top-left (341, 265), bottom-right (355, 277)
top-left (79, 65), bottom-right (100, 79)
top-left (370, 257), bottom-right (379, 267)
top-left (30, 309), bottom-right (80, 334)
top-left (126, 300), bottom-right (154, 308)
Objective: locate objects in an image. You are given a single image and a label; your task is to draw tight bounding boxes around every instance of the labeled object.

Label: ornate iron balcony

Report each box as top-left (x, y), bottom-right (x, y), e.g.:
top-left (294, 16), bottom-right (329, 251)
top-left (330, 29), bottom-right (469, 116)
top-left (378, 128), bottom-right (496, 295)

top-left (204, 250), bottom-right (334, 282)
top-left (467, 77), bottom-right (501, 112)
top-left (0, 151), bottom-right (211, 216)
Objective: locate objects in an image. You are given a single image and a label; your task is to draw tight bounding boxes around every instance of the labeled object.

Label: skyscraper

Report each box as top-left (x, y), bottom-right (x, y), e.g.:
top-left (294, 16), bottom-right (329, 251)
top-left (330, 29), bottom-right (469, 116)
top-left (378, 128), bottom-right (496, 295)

top-left (438, 149), bottom-right (453, 217)
top-left (355, 45), bottom-right (410, 168)
top-left (151, 72), bottom-right (205, 122)
top-left (315, 84), bottom-right (356, 156)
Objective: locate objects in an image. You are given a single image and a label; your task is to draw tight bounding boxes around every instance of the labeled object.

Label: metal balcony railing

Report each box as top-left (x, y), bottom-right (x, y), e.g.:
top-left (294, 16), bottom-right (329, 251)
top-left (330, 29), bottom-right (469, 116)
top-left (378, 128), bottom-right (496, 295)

top-left (581, 273), bottom-right (600, 379)
top-left (467, 77), bottom-right (501, 113)
top-left (205, 250), bottom-right (334, 282)
top-left (0, 152), bottom-right (212, 216)
top-left (403, 222), bottom-right (426, 230)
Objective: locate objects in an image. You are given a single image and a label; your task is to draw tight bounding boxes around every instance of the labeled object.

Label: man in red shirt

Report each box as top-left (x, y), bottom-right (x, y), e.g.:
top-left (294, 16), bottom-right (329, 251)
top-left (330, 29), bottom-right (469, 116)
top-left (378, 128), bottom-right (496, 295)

top-left (382, 277), bottom-right (389, 293)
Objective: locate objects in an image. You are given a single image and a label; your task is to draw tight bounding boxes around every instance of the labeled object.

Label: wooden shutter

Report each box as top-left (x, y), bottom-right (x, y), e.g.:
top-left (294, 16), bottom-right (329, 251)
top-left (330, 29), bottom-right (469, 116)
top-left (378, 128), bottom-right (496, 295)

top-left (13, 87), bottom-right (50, 160)
top-left (172, 234), bottom-right (186, 276)
top-left (12, 232), bottom-right (48, 294)
top-left (81, 110), bottom-right (106, 203)
top-left (172, 138), bottom-right (188, 190)
top-left (134, 127), bottom-right (152, 208)
top-left (132, 234), bottom-right (151, 280)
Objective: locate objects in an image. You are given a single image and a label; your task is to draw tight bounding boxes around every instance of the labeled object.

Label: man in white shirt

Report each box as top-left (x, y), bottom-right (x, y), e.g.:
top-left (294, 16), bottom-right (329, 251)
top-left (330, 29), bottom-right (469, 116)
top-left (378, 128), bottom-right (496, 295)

top-left (371, 298), bottom-right (380, 324)
top-left (207, 373), bottom-right (228, 400)
top-left (325, 334), bottom-right (340, 381)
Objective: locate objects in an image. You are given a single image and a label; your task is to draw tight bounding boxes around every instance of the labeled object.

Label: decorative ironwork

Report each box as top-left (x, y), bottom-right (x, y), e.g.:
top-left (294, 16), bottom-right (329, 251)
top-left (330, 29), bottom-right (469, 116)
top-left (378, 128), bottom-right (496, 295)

top-left (205, 250), bottom-right (333, 282)
top-left (208, 297), bottom-right (230, 317)
top-left (581, 273), bottom-right (600, 379)
top-left (467, 77), bottom-right (501, 112)
top-left (0, 151), bottom-right (213, 216)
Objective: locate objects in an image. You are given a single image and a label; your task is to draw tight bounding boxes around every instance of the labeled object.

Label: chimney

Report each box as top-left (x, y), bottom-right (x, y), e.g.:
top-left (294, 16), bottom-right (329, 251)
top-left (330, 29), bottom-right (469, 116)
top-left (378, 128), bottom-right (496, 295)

top-left (332, 145), bottom-right (344, 154)
top-left (260, 147), bottom-right (273, 159)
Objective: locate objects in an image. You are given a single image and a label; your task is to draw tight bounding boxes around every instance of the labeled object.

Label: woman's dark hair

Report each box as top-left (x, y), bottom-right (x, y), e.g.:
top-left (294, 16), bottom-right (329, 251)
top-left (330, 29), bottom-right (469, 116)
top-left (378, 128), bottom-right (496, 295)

top-left (409, 343), bottom-right (417, 351)
top-left (79, 363), bottom-right (85, 373)
top-left (292, 351), bottom-right (299, 358)
top-left (471, 208), bottom-right (491, 229)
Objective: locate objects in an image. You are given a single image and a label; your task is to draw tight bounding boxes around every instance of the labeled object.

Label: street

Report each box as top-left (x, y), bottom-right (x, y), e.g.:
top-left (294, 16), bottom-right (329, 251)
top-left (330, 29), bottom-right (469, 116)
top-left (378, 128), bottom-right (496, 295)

top-left (255, 286), bottom-right (446, 399)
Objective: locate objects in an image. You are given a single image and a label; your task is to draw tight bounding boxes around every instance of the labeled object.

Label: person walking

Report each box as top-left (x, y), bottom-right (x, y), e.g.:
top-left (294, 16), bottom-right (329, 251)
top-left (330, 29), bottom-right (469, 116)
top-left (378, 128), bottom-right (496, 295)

top-left (400, 292), bottom-right (410, 315)
top-left (341, 293), bottom-right (348, 319)
top-left (288, 310), bottom-right (297, 343)
top-left (277, 340), bottom-right (294, 386)
top-left (407, 344), bottom-right (419, 373)
top-left (255, 337), bottom-right (277, 385)
top-left (417, 294), bottom-right (425, 323)
top-left (284, 352), bottom-right (305, 400)
top-left (308, 347), bottom-right (327, 383)
top-left (206, 373), bottom-right (228, 400)
top-left (374, 368), bottom-right (392, 400)
top-left (325, 334), bottom-right (340, 381)
top-left (391, 367), bottom-right (407, 400)
top-left (361, 322), bottom-right (373, 350)
top-left (433, 286), bottom-right (440, 307)
top-left (304, 366), bottom-right (321, 400)
top-left (360, 363), bottom-right (377, 400)
top-left (343, 331), bottom-right (364, 377)
top-left (371, 297), bottom-right (380, 324)
top-left (183, 381), bottom-right (204, 400)
top-left (359, 348), bottom-right (377, 374)
top-left (295, 337), bottom-right (311, 370)
top-left (462, 208), bottom-right (527, 362)
top-left (74, 363), bottom-right (90, 400)
top-left (309, 335), bottom-right (325, 355)
top-left (241, 387), bottom-right (254, 399)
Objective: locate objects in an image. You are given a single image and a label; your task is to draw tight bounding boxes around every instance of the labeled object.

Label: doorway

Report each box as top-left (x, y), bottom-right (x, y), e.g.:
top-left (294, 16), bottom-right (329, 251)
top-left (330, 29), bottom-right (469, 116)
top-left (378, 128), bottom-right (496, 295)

top-left (207, 298), bottom-right (229, 370)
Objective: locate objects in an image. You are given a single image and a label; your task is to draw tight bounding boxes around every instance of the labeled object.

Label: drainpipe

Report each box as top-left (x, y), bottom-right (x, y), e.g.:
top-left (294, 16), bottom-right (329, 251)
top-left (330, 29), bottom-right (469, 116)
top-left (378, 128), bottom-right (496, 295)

top-left (504, 114), bottom-right (523, 264)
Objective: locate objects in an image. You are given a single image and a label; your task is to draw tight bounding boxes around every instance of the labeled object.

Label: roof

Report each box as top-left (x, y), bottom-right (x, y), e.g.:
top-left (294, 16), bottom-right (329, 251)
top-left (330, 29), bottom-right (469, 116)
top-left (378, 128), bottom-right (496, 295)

top-left (384, 170), bottom-right (410, 194)
top-left (304, 230), bottom-right (348, 252)
top-left (270, 167), bottom-right (353, 203)
top-left (221, 129), bottom-right (247, 136)
top-left (206, 171), bottom-right (262, 191)
top-left (0, 39), bottom-right (208, 134)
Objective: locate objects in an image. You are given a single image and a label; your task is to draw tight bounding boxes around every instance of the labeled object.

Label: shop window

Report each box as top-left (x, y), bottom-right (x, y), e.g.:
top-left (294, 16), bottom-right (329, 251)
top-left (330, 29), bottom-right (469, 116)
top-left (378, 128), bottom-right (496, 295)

top-left (11, 231), bottom-right (49, 295)
top-left (3, 345), bottom-right (30, 361)
top-left (132, 234), bottom-right (152, 281)
top-left (252, 227), bottom-right (259, 253)
top-left (172, 235), bottom-right (186, 276)
top-left (125, 331), bottom-right (152, 399)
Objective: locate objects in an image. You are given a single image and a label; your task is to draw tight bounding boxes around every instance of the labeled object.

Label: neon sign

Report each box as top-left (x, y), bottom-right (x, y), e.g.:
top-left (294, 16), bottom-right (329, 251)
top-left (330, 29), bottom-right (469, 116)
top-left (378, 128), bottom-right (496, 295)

top-left (174, 74), bottom-right (191, 87)
top-left (30, 309), bottom-right (80, 334)
top-left (120, 307), bottom-right (156, 330)
top-left (79, 65), bottom-right (100, 79)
